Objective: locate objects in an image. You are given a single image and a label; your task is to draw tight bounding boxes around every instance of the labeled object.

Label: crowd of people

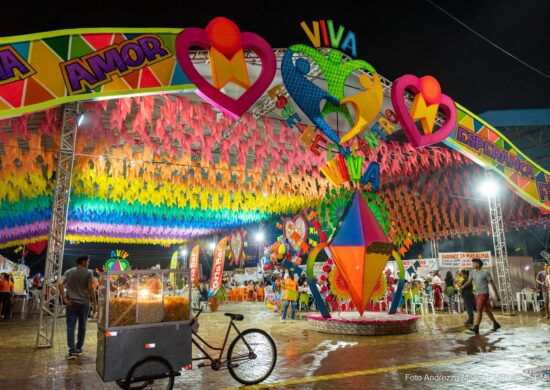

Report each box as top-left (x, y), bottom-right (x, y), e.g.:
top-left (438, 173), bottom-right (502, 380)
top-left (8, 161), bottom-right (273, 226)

top-left (398, 269), bottom-right (481, 313)
top-left (387, 259), bottom-right (506, 333)
top-left (11, 254), bottom-right (548, 358)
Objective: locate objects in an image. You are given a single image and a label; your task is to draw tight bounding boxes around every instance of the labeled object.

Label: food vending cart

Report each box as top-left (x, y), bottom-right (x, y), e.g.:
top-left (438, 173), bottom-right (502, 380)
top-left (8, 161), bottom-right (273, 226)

top-left (96, 269), bottom-right (192, 389)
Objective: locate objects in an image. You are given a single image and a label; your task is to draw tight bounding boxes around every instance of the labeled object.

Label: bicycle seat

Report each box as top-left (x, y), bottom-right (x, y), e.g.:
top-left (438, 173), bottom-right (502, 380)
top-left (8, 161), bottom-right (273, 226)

top-left (224, 313), bottom-right (244, 321)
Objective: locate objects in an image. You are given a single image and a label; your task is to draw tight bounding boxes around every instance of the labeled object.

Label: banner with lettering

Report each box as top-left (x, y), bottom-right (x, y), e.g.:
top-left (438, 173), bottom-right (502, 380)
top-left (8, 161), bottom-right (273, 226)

top-left (189, 245), bottom-right (201, 288)
top-left (438, 251), bottom-right (492, 268)
top-left (169, 250), bottom-right (178, 288)
top-left (401, 258), bottom-right (433, 271)
top-left (0, 28), bottom-right (192, 119)
top-left (244, 267), bottom-right (256, 276)
top-left (444, 104), bottom-right (550, 213)
top-left (208, 237), bottom-right (228, 298)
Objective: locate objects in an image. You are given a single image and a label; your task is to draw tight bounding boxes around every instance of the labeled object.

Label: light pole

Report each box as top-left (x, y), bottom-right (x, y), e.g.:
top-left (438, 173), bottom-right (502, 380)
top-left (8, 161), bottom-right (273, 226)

top-left (255, 230), bottom-right (265, 260)
top-left (180, 248), bottom-right (189, 269)
top-left (480, 171), bottom-right (515, 315)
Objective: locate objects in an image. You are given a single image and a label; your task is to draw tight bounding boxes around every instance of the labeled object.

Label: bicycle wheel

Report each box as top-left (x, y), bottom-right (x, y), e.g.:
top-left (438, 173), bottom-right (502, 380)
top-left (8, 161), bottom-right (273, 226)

top-left (124, 356), bottom-right (174, 390)
top-left (227, 328), bottom-right (277, 385)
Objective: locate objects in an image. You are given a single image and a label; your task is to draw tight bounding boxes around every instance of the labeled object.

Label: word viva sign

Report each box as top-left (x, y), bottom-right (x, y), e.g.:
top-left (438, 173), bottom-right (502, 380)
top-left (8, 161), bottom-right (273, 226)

top-left (300, 20), bottom-right (357, 57)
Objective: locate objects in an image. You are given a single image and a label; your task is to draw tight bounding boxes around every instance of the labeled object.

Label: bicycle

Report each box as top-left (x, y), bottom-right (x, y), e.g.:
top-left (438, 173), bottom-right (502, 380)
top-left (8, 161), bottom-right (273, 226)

top-left (116, 308), bottom-right (277, 389)
top-left (191, 308), bottom-right (277, 385)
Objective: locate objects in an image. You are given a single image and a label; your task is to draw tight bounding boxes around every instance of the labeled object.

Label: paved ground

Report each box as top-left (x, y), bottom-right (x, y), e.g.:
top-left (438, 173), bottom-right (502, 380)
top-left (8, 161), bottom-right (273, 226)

top-left (1, 302), bottom-right (549, 389)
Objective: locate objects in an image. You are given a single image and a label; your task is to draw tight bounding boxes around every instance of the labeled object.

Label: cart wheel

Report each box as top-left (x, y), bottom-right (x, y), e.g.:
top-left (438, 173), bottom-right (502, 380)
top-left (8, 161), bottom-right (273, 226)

top-left (227, 328), bottom-right (277, 385)
top-left (116, 379), bottom-right (126, 389)
top-left (124, 356), bottom-right (175, 390)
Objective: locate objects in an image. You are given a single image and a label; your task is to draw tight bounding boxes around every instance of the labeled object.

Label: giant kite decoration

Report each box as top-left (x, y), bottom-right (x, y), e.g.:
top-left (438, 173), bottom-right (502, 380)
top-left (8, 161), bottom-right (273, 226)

top-left (328, 191), bottom-right (393, 315)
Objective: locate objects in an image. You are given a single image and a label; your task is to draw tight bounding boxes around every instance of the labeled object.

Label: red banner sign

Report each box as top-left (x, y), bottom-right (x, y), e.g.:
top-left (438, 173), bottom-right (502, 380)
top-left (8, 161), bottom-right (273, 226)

top-left (208, 237), bottom-right (228, 298)
top-left (189, 245), bottom-right (201, 288)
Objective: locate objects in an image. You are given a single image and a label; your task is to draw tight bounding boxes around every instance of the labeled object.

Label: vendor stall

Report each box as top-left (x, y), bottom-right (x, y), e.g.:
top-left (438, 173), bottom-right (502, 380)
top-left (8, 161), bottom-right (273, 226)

top-left (0, 255), bottom-right (30, 315)
top-left (97, 268), bottom-right (192, 387)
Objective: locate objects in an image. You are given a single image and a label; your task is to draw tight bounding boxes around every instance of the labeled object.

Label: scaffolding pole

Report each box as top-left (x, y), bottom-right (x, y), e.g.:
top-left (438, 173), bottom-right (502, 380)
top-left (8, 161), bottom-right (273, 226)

top-left (430, 239), bottom-right (440, 268)
top-left (36, 102), bottom-right (80, 348)
top-left (486, 172), bottom-right (515, 315)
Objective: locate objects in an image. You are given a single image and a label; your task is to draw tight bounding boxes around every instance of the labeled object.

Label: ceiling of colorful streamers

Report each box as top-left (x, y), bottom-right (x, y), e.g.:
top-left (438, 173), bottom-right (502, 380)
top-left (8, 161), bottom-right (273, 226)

top-left (0, 94), bottom-right (547, 249)
top-left (0, 95), bottom-right (329, 248)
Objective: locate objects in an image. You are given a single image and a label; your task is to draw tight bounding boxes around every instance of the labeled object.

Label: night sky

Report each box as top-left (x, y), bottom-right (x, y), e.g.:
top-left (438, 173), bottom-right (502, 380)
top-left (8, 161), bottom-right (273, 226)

top-left (1, 0), bottom-right (550, 113)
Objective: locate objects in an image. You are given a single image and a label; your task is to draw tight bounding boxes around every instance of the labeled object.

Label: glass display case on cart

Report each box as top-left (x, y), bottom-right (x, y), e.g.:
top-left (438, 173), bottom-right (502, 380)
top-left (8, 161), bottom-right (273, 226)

top-left (96, 269), bottom-right (192, 388)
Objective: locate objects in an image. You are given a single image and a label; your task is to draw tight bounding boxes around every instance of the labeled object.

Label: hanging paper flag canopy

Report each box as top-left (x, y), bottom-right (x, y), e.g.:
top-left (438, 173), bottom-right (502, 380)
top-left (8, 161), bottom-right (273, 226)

top-left (0, 95), bottom-right (547, 249)
top-left (104, 249), bottom-right (131, 271)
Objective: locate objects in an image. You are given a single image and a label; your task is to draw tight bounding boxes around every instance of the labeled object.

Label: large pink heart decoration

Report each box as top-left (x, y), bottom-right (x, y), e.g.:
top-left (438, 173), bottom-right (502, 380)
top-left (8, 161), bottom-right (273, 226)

top-left (391, 74), bottom-right (457, 147)
top-left (175, 17), bottom-right (276, 119)
top-left (230, 230), bottom-right (244, 266)
top-left (284, 215), bottom-right (308, 253)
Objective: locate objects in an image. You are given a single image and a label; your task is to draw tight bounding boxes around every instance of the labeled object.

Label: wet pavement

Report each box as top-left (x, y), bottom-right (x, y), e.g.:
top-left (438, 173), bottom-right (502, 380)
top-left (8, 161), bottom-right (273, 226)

top-left (1, 302), bottom-right (549, 389)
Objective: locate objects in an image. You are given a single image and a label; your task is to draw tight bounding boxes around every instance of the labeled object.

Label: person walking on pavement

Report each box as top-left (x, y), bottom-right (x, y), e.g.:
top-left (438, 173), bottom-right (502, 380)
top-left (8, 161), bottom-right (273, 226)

top-left (281, 273), bottom-right (298, 322)
top-left (459, 258), bottom-right (501, 334)
top-left (59, 255), bottom-right (97, 359)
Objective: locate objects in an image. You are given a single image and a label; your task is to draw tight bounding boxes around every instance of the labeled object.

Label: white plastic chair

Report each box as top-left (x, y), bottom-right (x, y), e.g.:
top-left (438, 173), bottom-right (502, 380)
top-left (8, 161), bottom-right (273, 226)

top-left (263, 286), bottom-right (273, 302)
top-left (454, 294), bottom-right (462, 314)
top-left (411, 294), bottom-right (424, 315)
top-left (191, 290), bottom-right (200, 309)
top-left (298, 293), bottom-right (310, 311)
top-left (521, 289), bottom-right (539, 312)
top-left (423, 292), bottom-right (436, 315)
top-left (29, 289), bottom-right (42, 315)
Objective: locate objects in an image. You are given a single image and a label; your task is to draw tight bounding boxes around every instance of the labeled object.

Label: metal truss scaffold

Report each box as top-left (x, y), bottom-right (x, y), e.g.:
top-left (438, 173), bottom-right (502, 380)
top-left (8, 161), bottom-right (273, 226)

top-left (36, 103), bottom-right (80, 348)
top-left (486, 172), bottom-right (515, 315)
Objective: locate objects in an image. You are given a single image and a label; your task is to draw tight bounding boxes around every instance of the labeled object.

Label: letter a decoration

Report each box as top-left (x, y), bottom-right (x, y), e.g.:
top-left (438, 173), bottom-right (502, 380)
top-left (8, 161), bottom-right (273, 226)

top-left (176, 17), bottom-right (276, 119)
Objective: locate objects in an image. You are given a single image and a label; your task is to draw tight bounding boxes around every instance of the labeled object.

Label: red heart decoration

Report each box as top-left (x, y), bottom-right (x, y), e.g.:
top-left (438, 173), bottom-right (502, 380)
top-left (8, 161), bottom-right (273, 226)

top-left (230, 230), bottom-right (244, 266)
top-left (283, 215), bottom-right (308, 253)
top-left (391, 74), bottom-right (457, 147)
top-left (175, 18), bottom-right (276, 119)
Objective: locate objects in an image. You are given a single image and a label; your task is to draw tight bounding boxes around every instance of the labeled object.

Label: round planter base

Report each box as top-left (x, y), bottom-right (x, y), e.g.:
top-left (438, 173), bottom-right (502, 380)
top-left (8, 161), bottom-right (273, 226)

top-left (307, 311), bottom-right (418, 336)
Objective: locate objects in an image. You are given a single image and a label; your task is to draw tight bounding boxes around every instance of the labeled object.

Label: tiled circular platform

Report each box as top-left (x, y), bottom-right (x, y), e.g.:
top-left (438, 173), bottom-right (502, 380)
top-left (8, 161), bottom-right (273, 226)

top-left (307, 312), bottom-right (419, 335)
